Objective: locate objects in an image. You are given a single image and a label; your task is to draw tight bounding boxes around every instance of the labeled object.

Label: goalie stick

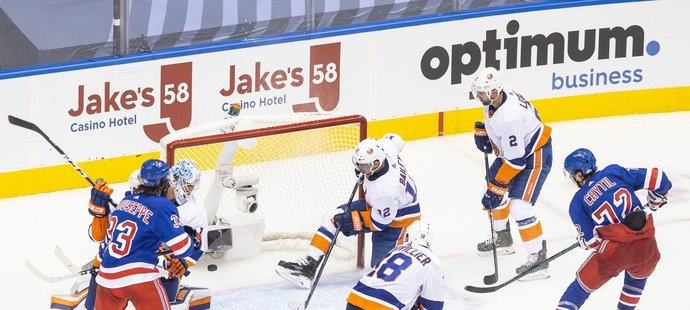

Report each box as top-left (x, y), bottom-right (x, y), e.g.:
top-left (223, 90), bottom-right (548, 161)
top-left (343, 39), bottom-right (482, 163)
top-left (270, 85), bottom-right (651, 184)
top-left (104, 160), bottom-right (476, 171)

top-left (465, 242), bottom-right (579, 293)
top-left (55, 245), bottom-right (93, 274)
top-left (288, 174), bottom-right (365, 310)
top-left (25, 259), bottom-right (94, 283)
top-left (7, 115), bottom-right (116, 207)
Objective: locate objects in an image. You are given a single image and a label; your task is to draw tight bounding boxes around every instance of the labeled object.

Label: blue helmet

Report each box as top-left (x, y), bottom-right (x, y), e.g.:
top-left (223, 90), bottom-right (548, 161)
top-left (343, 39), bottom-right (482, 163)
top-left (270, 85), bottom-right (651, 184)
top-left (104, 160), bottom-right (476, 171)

top-left (564, 148), bottom-right (597, 178)
top-left (140, 159), bottom-right (170, 187)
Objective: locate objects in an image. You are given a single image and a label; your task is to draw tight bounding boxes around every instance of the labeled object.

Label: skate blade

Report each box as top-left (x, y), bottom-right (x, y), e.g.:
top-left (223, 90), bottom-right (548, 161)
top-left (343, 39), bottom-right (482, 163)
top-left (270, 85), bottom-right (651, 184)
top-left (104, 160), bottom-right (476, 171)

top-left (275, 266), bottom-right (311, 289)
top-left (518, 269), bottom-right (550, 282)
top-left (477, 247), bottom-right (516, 257)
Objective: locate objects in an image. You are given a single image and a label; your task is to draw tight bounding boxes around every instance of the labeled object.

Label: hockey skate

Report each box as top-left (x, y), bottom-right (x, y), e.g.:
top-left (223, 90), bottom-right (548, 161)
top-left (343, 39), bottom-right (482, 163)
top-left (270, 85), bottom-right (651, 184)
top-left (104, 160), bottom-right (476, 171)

top-left (477, 222), bottom-right (515, 256)
top-left (275, 256), bottom-right (320, 289)
top-left (517, 240), bottom-right (550, 281)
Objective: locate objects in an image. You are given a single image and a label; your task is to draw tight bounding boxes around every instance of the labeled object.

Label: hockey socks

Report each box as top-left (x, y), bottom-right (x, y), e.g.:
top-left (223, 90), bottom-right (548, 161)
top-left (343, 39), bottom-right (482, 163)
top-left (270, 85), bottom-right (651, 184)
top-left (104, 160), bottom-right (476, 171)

top-left (617, 272), bottom-right (647, 310)
top-left (557, 280), bottom-right (590, 310)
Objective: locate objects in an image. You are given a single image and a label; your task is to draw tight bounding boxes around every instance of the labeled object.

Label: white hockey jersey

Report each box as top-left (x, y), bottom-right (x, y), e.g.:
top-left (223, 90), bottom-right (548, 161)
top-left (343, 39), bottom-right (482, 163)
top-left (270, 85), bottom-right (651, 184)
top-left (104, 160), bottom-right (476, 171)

top-left (484, 86), bottom-right (551, 183)
top-left (177, 193), bottom-right (209, 254)
top-left (363, 138), bottom-right (420, 231)
top-left (347, 242), bottom-right (444, 309)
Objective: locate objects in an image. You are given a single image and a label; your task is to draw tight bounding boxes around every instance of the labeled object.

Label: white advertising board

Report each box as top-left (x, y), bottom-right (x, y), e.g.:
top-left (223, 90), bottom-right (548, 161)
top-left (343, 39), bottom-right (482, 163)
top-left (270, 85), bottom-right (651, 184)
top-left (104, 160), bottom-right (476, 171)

top-left (0, 0), bottom-right (687, 173)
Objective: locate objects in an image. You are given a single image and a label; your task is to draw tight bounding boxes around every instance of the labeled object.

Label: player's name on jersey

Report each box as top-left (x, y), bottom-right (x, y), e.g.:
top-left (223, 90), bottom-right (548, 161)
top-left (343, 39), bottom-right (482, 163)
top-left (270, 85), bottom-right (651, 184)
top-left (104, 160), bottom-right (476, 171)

top-left (70, 114), bottom-right (137, 132)
top-left (394, 244), bottom-right (432, 266)
top-left (117, 199), bottom-right (154, 224)
top-left (583, 177), bottom-right (617, 206)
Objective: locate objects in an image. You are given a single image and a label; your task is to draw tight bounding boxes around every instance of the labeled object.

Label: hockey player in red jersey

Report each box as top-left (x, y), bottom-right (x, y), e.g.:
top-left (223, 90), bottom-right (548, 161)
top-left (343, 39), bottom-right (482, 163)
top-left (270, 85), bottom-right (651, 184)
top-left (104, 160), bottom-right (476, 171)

top-left (95, 159), bottom-right (197, 309)
top-left (557, 148), bottom-right (672, 310)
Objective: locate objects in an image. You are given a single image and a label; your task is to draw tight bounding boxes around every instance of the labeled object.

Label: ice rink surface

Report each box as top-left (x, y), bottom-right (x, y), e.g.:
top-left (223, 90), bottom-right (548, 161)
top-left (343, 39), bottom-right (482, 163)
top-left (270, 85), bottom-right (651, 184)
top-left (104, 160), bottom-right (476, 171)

top-left (1, 111), bottom-right (689, 309)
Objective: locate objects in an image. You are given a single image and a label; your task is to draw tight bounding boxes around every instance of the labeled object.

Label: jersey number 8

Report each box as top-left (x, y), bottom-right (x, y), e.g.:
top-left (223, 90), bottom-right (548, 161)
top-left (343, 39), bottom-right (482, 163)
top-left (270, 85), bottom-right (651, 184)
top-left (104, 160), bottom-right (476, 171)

top-left (367, 253), bottom-right (413, 282)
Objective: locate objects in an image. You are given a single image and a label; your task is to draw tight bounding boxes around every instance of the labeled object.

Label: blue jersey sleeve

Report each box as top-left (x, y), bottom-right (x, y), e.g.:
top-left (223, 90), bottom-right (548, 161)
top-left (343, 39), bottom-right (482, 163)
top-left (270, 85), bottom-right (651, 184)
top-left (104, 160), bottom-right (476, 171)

top-left (607, 165), bottom-right (672, 195)
top-left (568, 195), bottom-right (600, 248)
top-left (150, 198), bottom-right (194, 258)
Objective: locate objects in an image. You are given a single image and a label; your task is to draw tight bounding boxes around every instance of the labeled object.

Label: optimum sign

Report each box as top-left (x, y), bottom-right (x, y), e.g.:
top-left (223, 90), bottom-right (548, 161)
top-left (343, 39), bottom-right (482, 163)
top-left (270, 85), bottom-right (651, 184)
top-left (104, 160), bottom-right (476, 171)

top-left (420, 20), bottom-right (660, 90)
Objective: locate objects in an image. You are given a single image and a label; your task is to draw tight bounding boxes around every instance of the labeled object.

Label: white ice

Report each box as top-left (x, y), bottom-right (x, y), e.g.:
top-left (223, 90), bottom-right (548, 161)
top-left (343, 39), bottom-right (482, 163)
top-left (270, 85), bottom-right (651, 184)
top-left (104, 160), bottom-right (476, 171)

top-left (2, 111), bottom-right (689, 309)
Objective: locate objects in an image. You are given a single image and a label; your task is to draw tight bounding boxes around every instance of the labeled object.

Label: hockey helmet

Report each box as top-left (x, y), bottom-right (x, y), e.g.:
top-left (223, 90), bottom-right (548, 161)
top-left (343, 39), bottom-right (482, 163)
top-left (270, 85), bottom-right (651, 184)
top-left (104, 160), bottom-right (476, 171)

top-left (170, 159), bottom-right (201, 205)
top-left (382, 133), bottom-right (405, 153)
top-left (140, 159), bottom-right (171, 187)
top-left (352, 138), bottom-right (386, 175)
top-left (405, 220), bottom-right (433, 248)
top-left (128, 169), bottom-right (142, 191)
top-left (564, 148), bottom-right (598, 186)
top-left (471, 67), bottom-right (502, 105)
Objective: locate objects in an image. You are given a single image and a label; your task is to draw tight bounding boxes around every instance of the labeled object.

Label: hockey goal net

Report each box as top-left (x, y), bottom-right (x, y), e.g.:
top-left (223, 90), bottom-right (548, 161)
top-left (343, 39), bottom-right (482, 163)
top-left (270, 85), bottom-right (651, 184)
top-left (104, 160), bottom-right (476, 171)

top-left (160, 114), bottom-right (366, 268)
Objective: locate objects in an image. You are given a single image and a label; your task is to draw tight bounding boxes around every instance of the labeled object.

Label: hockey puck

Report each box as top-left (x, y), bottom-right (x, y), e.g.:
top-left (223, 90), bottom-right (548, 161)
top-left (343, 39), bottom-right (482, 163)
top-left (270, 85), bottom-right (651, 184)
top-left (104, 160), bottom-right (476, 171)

top-left (207, 264), bottom-right (217, 271)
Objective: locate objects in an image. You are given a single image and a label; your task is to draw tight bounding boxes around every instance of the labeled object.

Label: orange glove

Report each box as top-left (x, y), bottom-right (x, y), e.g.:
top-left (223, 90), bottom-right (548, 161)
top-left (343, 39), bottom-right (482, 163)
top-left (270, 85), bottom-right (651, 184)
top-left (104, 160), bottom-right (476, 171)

top-left (165, 255), bottom-right (189, 279)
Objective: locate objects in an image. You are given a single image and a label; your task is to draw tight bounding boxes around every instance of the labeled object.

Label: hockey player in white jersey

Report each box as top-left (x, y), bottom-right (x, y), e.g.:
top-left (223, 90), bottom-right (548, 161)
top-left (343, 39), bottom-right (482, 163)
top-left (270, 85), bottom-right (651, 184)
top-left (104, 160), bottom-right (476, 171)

top-left (471, 67), bottom-right (553, 280)
top-left (276, 133), bottom-right (421, 289)
top-left (346, 220), bottom-right (444, 310)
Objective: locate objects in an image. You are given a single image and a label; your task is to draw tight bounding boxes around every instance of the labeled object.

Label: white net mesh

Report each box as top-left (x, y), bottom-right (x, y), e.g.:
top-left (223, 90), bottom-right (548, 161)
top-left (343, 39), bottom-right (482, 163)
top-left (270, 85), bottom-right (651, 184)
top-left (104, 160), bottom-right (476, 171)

top-left (160, 114), bottom-right (365, 260)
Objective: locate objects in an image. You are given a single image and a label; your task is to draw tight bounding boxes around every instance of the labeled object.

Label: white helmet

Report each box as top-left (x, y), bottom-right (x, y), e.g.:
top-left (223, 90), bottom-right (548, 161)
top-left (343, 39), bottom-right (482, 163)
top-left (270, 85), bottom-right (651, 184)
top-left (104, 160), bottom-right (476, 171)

top-left (405, 220), bottom-right (433, 248)
top-left (382, 133), bottom-right (404, 153)
top-left (128, 169), bottom-right (142, 192)
top-left (169, 159), bottom-right (201, 205)
top-left (471, 67), bottom-right (502, 105)
top-left (352, 138), bottom-right (386, 175)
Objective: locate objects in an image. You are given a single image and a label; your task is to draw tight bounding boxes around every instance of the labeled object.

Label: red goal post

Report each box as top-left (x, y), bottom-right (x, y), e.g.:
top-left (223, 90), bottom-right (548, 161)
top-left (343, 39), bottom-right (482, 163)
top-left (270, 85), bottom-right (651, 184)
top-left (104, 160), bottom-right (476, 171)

top-left (161, 114), bottom-right (367, 268)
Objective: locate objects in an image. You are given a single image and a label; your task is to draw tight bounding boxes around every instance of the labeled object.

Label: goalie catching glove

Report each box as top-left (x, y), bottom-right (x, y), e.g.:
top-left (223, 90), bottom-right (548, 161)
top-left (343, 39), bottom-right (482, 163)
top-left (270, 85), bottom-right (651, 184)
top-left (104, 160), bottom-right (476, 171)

top-left (89, 179), bottom-right (113, 218)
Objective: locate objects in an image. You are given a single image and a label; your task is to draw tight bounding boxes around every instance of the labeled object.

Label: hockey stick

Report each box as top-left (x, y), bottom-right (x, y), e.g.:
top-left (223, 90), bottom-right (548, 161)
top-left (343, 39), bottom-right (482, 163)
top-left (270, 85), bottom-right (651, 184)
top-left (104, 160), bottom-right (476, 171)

top-left (7, 115), bottom-right (116, 207)
top-left (465, 242), bottom-right (579, 293)
top-left (482, 152), bottom-right (499, 285)
top-left (289, 173), bottom-right (365, 310)
top-left (55, 246), bottom-right (93, 274)
top-left (26, 259), bottom-right (94, 283)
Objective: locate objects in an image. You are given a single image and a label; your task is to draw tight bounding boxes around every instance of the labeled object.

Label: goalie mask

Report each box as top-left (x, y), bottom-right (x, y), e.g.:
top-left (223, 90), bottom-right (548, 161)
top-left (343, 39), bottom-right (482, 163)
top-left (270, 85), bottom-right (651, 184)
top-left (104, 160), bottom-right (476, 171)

top-left (405, 220), bottom-right (433, 248)
top-left (471, 67), bottom-right (502, 106)
top-left (170, 159), bottom-right (201, 205)
top-left (352, 138), bottom-right (386, 175)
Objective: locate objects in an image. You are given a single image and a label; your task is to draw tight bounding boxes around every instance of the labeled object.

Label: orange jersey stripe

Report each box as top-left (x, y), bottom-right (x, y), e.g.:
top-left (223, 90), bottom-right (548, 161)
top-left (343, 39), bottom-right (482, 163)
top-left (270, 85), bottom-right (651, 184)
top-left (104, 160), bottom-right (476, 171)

top-left (495, 160), bottom-right (522, 184)
top-left (522, 147), bottom-right (543, 202)
top-left (347, 292), bottom-right (395, 310)
top-left (310, 234), bottom-right (332, 255)
top-left (90, 216), bottom-right (108, 242)
top-left (518, 220), bottom-right (543, 242)
top-left (488, 202), bottom-right (510, 220)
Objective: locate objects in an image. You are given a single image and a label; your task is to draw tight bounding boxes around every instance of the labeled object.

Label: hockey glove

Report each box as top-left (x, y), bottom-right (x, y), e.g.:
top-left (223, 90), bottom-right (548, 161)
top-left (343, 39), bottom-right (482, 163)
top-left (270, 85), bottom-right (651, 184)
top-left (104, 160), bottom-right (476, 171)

top-left (333, 210), bottom-right (372, 237)
top-left (184, 225), bottom-right (203, 250)
top-left (647, 190), bottom-right (668, 211)
top-left (576, 234), bottom-right (588, 250)
top-left (474, 122), bottom-right (493, 153)
top-left (165, 255), bottom-right (190, 279)
top-left (89, 179), bottom-right (113, 218)
top-left (481, 179), bottom-right (508, 210)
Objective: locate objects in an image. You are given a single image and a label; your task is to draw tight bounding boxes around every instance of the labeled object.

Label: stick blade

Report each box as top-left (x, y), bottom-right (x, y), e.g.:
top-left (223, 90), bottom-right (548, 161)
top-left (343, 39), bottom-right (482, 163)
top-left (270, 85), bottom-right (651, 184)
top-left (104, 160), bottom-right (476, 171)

top-left (288, 300), bottom-right (305, 310)
top-left (483, 273), bottom-right (498, 285)
top-left (8, 115), bottom-right (41, 133)
top-left (464, 285), bottom-right (499, 294)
